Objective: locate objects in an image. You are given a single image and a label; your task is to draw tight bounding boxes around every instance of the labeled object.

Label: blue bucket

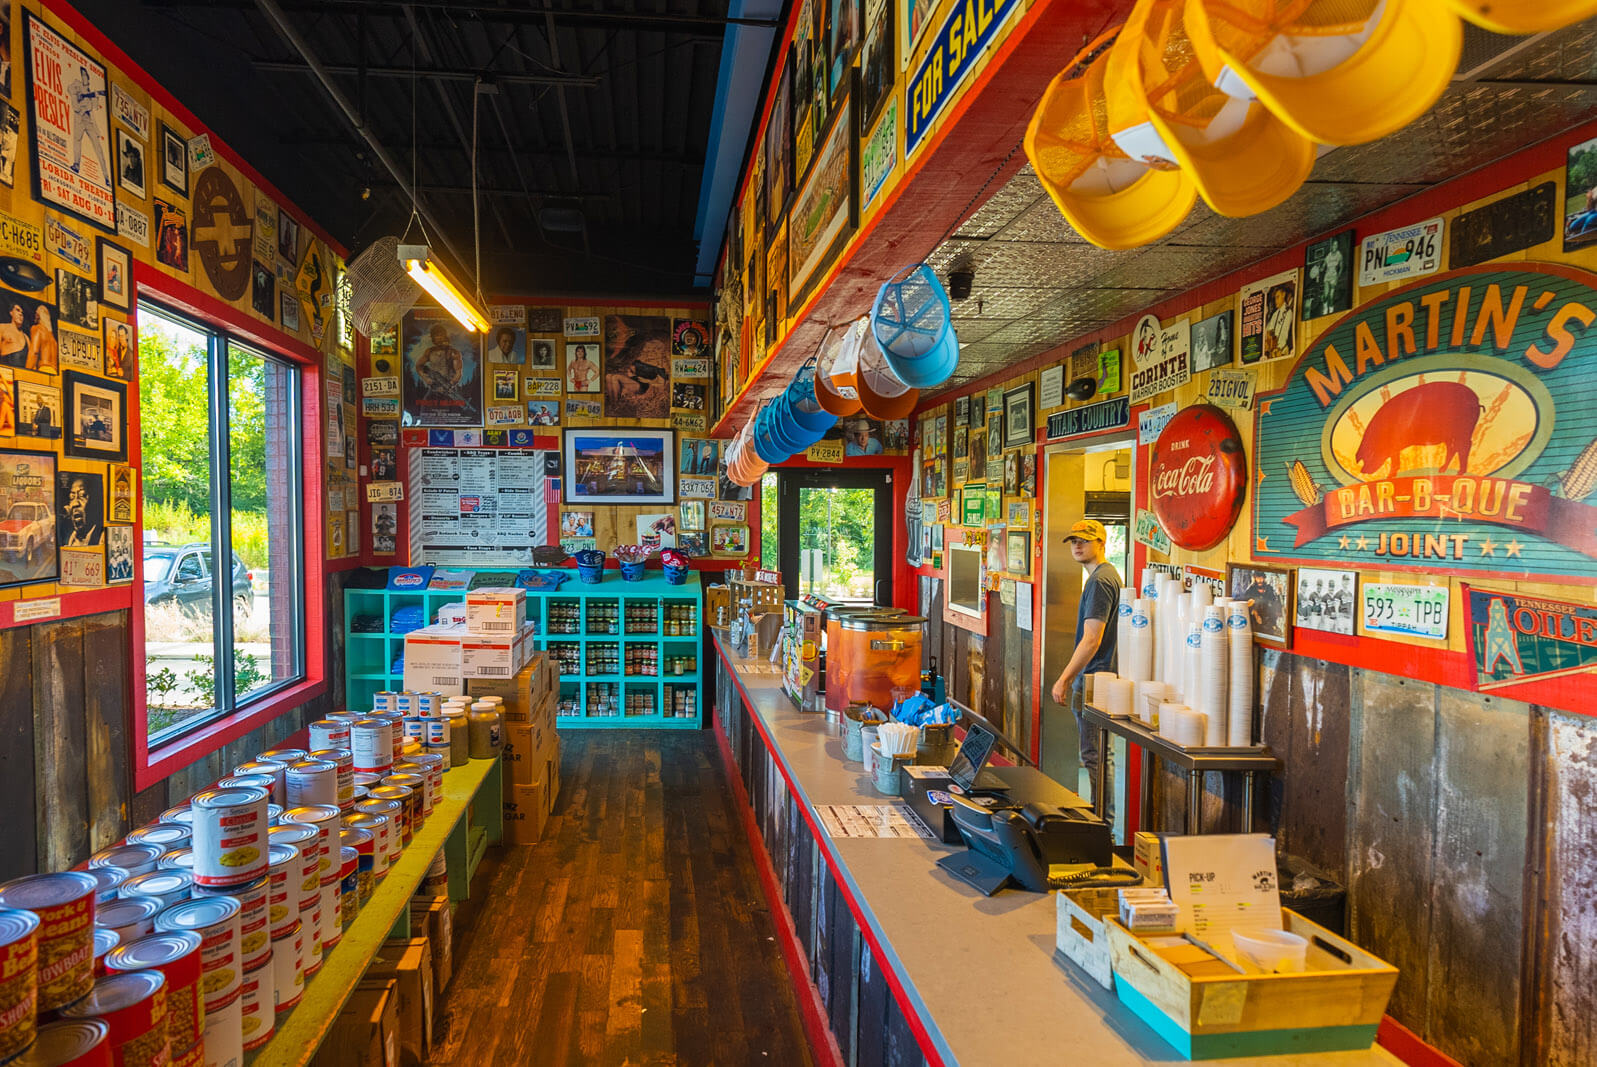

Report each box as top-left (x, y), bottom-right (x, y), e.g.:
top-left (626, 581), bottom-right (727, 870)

top-left (578, 563), bottom-right (605, 584)
top-left (871, 264), bottom-right (960, 389)
top-left (619, 560), bottom-right (647, 582)
top-left (663, 564), bottom-right (689, 586)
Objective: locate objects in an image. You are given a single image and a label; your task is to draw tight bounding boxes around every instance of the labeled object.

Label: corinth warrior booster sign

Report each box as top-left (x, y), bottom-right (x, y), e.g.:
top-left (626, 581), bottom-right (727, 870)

top-left (1255, 264), bottom-right (1597, 579)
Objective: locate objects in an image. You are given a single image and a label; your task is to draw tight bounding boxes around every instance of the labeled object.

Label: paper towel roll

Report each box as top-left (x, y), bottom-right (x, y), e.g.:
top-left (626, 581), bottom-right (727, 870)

top-left (1105, 678), bottom-right (1135, 718)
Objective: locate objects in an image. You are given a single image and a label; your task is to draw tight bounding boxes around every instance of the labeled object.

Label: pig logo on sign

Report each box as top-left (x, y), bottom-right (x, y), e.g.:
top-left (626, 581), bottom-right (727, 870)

top-left (1354, 381), bottom-right (1482, 480)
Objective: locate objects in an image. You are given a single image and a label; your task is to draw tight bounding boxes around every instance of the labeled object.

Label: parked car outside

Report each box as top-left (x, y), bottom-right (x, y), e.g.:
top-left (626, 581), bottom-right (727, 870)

top-left (144, 542), bottom-right (254, 616)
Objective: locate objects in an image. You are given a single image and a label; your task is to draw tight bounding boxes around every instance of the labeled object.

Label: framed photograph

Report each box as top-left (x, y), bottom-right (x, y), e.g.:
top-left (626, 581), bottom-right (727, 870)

top-left (0, 102), bottom-right (18, 189)
top-left (1003, 451), bottom-right (1019, 494)
top-left (55, 269), bottom-right (96, 329)
top-left (153, 198), bottom-right (187, 272)
top-left (968, 421), bottom-right (986, 475)
top-left (1294, 567), bottom-right (1357, 636)
top-left (1006, 530), bottom-right (1030, 576)
top-left (102, 317), bottom-right (131, 379)
top-left (562, 428), bottom-right (675, 505)
top-left (859, 0), bottom-right (894, 132)
top-left (1302, 230), bottom-right (1353, 321)
top-left (251, 260), bottom-right (273, 317)
top-left (565, 342), bottom-right (600, 393)
top-left (680, 437), bottom-right (720, 475)
top-left (105, 524), bottom-right (134, 583)
top-left (14, 380), bottom-right (61, 440)
top-left (679, 499), bottom-right (706, 531)
top-left (107, 463), bottom-right (135, 523)
top-left (529, 337), bottom-right (556, 369)
top-left (56, 467), bottom-right (104, 548)
top-left (277, 212), bottom-right (299, 262)
top-left (0, 447), bottom-right (59, 586)
top-left (525, 400), bottom-right (559, 426)
top-left (486, 324), bottom-right (525, 365)
top-left (1226, 562), bottom-right (1294, 649)
top-left (986, 411), bottom-right (1002, 457)
top-left (159, 120), bottom-right (187, 195)
top-left (602, 315), bottom-right (671, 419)
top-left (114, 127), bottom-right (144, 200)
top-left (788, 84), bottom-right (857, 306)
top-left (711, 522), bottom-right (750, 556)
top-left (491, 369), bottom-right (519, 402)
top-left (64, 371), bottom-right (126, 460)
top-left (25, 15), bottom-right (115, 230)
top-left (1191, 308), bottom-right (1234, 373)
top-left (96, 238), bottom-right (131, 313)
top-left (1002, 383), bottom-right (1034, 449)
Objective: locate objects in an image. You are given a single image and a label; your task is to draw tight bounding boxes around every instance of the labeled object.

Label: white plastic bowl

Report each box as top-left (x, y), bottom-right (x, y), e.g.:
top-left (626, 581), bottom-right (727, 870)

top-left (1232, 927), bottom-right (1309, 974)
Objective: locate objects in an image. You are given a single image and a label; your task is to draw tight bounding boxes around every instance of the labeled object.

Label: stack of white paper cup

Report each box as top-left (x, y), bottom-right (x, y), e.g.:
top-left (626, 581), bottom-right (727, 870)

top-left (1127, 599), bottom-right (1154, 681)
top-left (1228, 599), bottom-right (1255, 746)
top-left (1105, 678), bottom-right (1135, 718)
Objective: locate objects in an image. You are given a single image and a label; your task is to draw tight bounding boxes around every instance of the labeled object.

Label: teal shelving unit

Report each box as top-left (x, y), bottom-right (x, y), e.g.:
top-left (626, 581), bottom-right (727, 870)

top-left (343, 581), bottom-right (510, 712)
top-left (534, 572), bottom-right (702, 729)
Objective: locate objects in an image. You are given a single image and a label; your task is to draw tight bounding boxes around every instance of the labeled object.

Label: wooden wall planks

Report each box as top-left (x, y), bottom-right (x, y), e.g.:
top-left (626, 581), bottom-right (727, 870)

top-left (1537, 708), bottom-right (1597, 1066)
top-left (32, 620), bottom-right (90, 874)
top-left (0, 623), bottom-right (38, 882)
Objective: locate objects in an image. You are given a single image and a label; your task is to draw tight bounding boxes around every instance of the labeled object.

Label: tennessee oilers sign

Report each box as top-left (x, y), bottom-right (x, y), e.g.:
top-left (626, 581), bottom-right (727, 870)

top-left (1254, 264), bottom-right (1597, 580)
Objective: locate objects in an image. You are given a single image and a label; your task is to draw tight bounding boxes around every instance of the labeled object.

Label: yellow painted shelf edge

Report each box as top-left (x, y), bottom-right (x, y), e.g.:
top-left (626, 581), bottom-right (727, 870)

top-left (251, 753), bottom-right (502, 1067)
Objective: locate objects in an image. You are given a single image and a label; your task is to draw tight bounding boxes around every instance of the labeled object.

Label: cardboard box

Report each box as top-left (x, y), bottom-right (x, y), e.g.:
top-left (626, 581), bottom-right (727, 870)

top-left (502, 722), bottom-right (550, 788)
top-left (504, 781), bottom-right (549, 845)
top-left (402, 623), bottom-right (466, 695)
top-left (465, 586), bottom-right (526, 635)
top-left (408, 897), bottom-right (454, 999)
top-left (470, 653), bottom-right (554, 724)
top-left (366, 939), bottom-right (434, 1066)
top-left (1133, 832), bottom-right (1167, 888)
top-left (314, 978), bottom-right (399, 1067)
top-left (543, 735), bottom-right (561, 809)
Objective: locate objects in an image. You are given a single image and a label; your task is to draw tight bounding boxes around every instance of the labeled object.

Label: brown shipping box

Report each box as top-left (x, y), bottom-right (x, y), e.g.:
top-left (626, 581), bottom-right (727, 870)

top-left (409, 896), bottom-right (454, 998)
top-left (504, 719), bottom-right (556, 787)
top-left (469, 653), bottom-right (554, 723)
top-left (366, 938), bottom-right (434, 1065)
top-left (504, 780), bottom-right (549, 845)
top-left (313, 978), bottom-right (399, 1067)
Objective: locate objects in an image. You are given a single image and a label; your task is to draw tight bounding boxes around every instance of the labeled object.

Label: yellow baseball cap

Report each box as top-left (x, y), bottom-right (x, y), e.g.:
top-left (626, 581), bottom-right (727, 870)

top-left (1024, 28), bottom-right (1197, 250)
top-left (1443, 0), bottom-right (1597, 34)
top-left (1105, 0), bottom-right (1316, 219)
top-left (1065, 519), bottom-right (1108, 543)
top-left (1186, 0), bottom-right (1462, 148)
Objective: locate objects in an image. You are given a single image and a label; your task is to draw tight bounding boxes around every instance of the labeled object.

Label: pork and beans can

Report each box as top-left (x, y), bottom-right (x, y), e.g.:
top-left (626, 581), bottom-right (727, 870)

top-left (308, 748), bottom-right (355, 811)
top-left (93, 929), bottom-right (120, 978)
top-left (352, 801), bottom-right (403, 867)
top-left (349, 719), bottom-right (394, 775)
top-left (59, 970), bottom-right (167, 1067)
top-left (0, 871), bottom-right (98, 1011)
top-left (284, 759), bottom-right (338, 809)
top-left (105, 931), bottom-right (202, 1057)
top-left (384, 772), bottom-right (429, 821)
top-left (192, 875), bottom-right (269, 971)
top-left (188, 787), bottom-right (269, 888)
top-left (94, 899), bottom-right (162, 945)
top-left (342, 813), bottom-right (390, 878)
top-left (238, 959), bottom-right (274, 1052)
top-left (307, 719), bottom-right (351, 752)
top-left (0, 909), bottom-right (39, 1061)
top-left (20, 1019), bottom-right (110, 1066)
top-left (153, 896), bottom-right (241, 1009)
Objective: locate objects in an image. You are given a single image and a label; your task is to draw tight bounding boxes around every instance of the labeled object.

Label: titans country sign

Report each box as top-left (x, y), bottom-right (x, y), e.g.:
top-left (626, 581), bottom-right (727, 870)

top-left (1255, 264), bottom-right (1597, 580)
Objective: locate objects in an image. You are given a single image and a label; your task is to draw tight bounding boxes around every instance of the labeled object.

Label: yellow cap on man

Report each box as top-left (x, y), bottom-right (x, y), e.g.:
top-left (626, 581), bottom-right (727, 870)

top-left (1065, 519), bottom-right (1108, 543)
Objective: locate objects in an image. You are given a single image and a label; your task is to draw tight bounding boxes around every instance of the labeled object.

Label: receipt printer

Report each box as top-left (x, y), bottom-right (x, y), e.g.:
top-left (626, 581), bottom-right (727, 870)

top-left (939, 795), bottom-right (1113, 894)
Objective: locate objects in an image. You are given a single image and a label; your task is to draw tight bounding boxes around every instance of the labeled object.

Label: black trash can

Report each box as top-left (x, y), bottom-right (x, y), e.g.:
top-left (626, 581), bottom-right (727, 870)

top-left (1278, 854), bottom-right (1346, 936)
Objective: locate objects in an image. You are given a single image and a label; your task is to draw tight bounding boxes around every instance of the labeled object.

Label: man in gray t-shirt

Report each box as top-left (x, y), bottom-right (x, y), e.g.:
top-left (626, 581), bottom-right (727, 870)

top-left (1049, 519), bottom-right (1122, 803)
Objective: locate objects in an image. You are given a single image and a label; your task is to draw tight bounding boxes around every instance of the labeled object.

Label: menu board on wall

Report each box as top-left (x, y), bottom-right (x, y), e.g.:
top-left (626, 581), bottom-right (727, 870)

top-left (406, 448), bottom-right (546, 565)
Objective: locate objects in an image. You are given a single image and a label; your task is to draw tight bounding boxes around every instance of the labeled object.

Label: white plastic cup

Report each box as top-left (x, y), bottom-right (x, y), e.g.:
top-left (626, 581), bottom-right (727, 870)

top-left (1232, 927), bottom-right (1309, 974)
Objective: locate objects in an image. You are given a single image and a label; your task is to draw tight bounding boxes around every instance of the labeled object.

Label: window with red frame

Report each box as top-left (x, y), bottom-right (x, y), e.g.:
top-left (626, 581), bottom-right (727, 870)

top-left (139, 300), bottom-right (305, 744)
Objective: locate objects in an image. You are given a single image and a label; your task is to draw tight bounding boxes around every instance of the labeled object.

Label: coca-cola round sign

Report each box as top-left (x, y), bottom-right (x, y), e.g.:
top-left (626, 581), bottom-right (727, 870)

top-left (1149, 403), bottom-right (1247, 551)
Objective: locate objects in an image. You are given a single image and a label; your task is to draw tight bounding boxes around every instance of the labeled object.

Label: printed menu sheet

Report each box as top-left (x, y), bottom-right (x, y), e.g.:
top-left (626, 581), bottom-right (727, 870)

top-left (817, 804), bottom-right (935, 840)
top-left (407, 448), bottom-right (545, 565)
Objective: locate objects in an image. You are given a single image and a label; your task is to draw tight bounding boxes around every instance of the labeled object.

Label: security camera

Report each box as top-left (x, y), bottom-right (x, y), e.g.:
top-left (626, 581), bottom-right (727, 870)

top-left (948, 269), bottom-right (974, 301)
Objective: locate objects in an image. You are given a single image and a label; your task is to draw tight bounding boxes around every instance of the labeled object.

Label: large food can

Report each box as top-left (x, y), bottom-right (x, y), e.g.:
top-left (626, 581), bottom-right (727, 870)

top-left (153, 896), bottom-right (240, 1010)
top-left (105, 932), bottom-right (202, 1058)
top-left (270, 920), bottom-right (302, 1014)
top-left (93, 929), bottom-right (119, 978)
top-left (365, 786), bottom-right (414, 846)
top-left (339, 829), bottom-right (374, 907)
top-left (117, 873), bottom-right (191, 912)
top-left (0, 910), bottom-right (39, 1061)
top-left (124, 825), bottom-right (190, 855)
top-left (188, 787), bottom-right (269, 889)
top-left (88, 845), bottom-right (165, 880)
top-left (342, 814), bottom-right (391, 878)
top-left (193, 875), bottom-right (269, 971)
top-left (169, 1041), bottom-right (202, 1067)
top-left (59, 971), bottom-right (167, 1067)
top-left (199, 986), bottom-right (241, 1067)
top-left (407, 754), bottom-right (445, 812)
top-left (265, 825), bottom-right (320, 966)
top-left (422, 717), bottom-right (449, 755)
top-left (153, 850), bottom-right (192, 875)
top-left (256, 748), bottom-right (306, 768)
top-left (264, 844), bottom-right (300, 940)
top-left (17, 1019), bottom-right (111, 1067)
top-left (238, 958), bottom-right (274, 1052)
top-left (0, 872), bottom-right (98, 1011)
top-left (401, 717), bottom-right (428, 747)
top-left (384, 772), bottom-right (430, 821)
top-left (280, 806), bottom-right (340, 884)
top-left (353, 800), bottom-right (403, 867)
top-left (155, 806), bottom-right (191, 827)
top-left (309, 748), bottom-right (355, 812)
top-left (372, 691), bottom-right (402, 713)
top-left (349, 719), bottom-right (394, 775)
top-left (284, 759), bottom-right (338, 809)
top-left (88, 868), bottom-right (127, 907)
top-left (232, 760), bottom-right (288, 806)
top-left (95, 899), bottom-right (162, 945)
top-left (215, 774), bottom-right (275, 801)
top-left (337, 848), bottom-right (358, 931)
top-left (307, 718), bottom-right (351, 752)
top-left (352, 771), bottom-right (382, 791)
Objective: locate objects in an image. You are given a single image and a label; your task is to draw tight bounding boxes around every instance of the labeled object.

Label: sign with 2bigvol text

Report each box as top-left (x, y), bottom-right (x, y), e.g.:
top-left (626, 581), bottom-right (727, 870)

top-left (906, 0), bottom-right (1019, 157)
top-left (1254, 264), bottom-right (1597, 580)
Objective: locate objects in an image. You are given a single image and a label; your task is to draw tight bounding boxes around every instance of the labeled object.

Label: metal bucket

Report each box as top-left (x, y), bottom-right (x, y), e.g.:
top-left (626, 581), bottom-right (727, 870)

top-left (871, 745), bottom-right (914, 796)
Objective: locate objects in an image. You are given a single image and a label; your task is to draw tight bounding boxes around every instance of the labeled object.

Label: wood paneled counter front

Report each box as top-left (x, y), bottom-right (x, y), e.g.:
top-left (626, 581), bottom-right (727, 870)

top-left (711, 635), bottom-right (1399, 1067)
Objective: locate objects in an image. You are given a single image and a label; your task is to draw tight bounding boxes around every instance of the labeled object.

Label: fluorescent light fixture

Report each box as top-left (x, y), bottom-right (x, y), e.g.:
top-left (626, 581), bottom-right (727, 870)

top-left (398, 243), bottom-right (491, 333)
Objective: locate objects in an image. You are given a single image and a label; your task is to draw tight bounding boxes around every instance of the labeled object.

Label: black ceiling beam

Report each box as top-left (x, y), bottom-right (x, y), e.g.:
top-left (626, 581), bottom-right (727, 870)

top-left (253, 59), bottom-right (601, 88)
top-left (373, 180), bottom-right (613, 202)
top-left (147, 0), bottom-right (766, 35)
top-left (282, 132), bottom-right (701, 167)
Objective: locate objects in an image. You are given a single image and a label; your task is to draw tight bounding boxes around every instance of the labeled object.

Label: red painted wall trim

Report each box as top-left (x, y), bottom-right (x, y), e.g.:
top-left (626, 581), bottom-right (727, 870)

top-left (1377, 1016), bottom-right (1465, 1067)
top-left (712, 710), bottom-right (848, 1067)
top-left (41, 0), bottom-right (346, 258)
top-left (715, 640), bottom-right (950, 1067)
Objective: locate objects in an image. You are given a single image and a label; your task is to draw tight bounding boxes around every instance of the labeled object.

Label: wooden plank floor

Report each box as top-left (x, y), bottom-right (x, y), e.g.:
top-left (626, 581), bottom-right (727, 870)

top-left (431, 731), bottom-right (816, 1067)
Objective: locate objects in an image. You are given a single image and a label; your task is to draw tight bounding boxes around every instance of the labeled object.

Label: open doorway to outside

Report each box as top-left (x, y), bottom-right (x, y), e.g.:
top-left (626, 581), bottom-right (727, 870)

top-left (760, 468), bottom-right (894, 607)
top-left (1039, 436), bottom-right (1133, 799)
